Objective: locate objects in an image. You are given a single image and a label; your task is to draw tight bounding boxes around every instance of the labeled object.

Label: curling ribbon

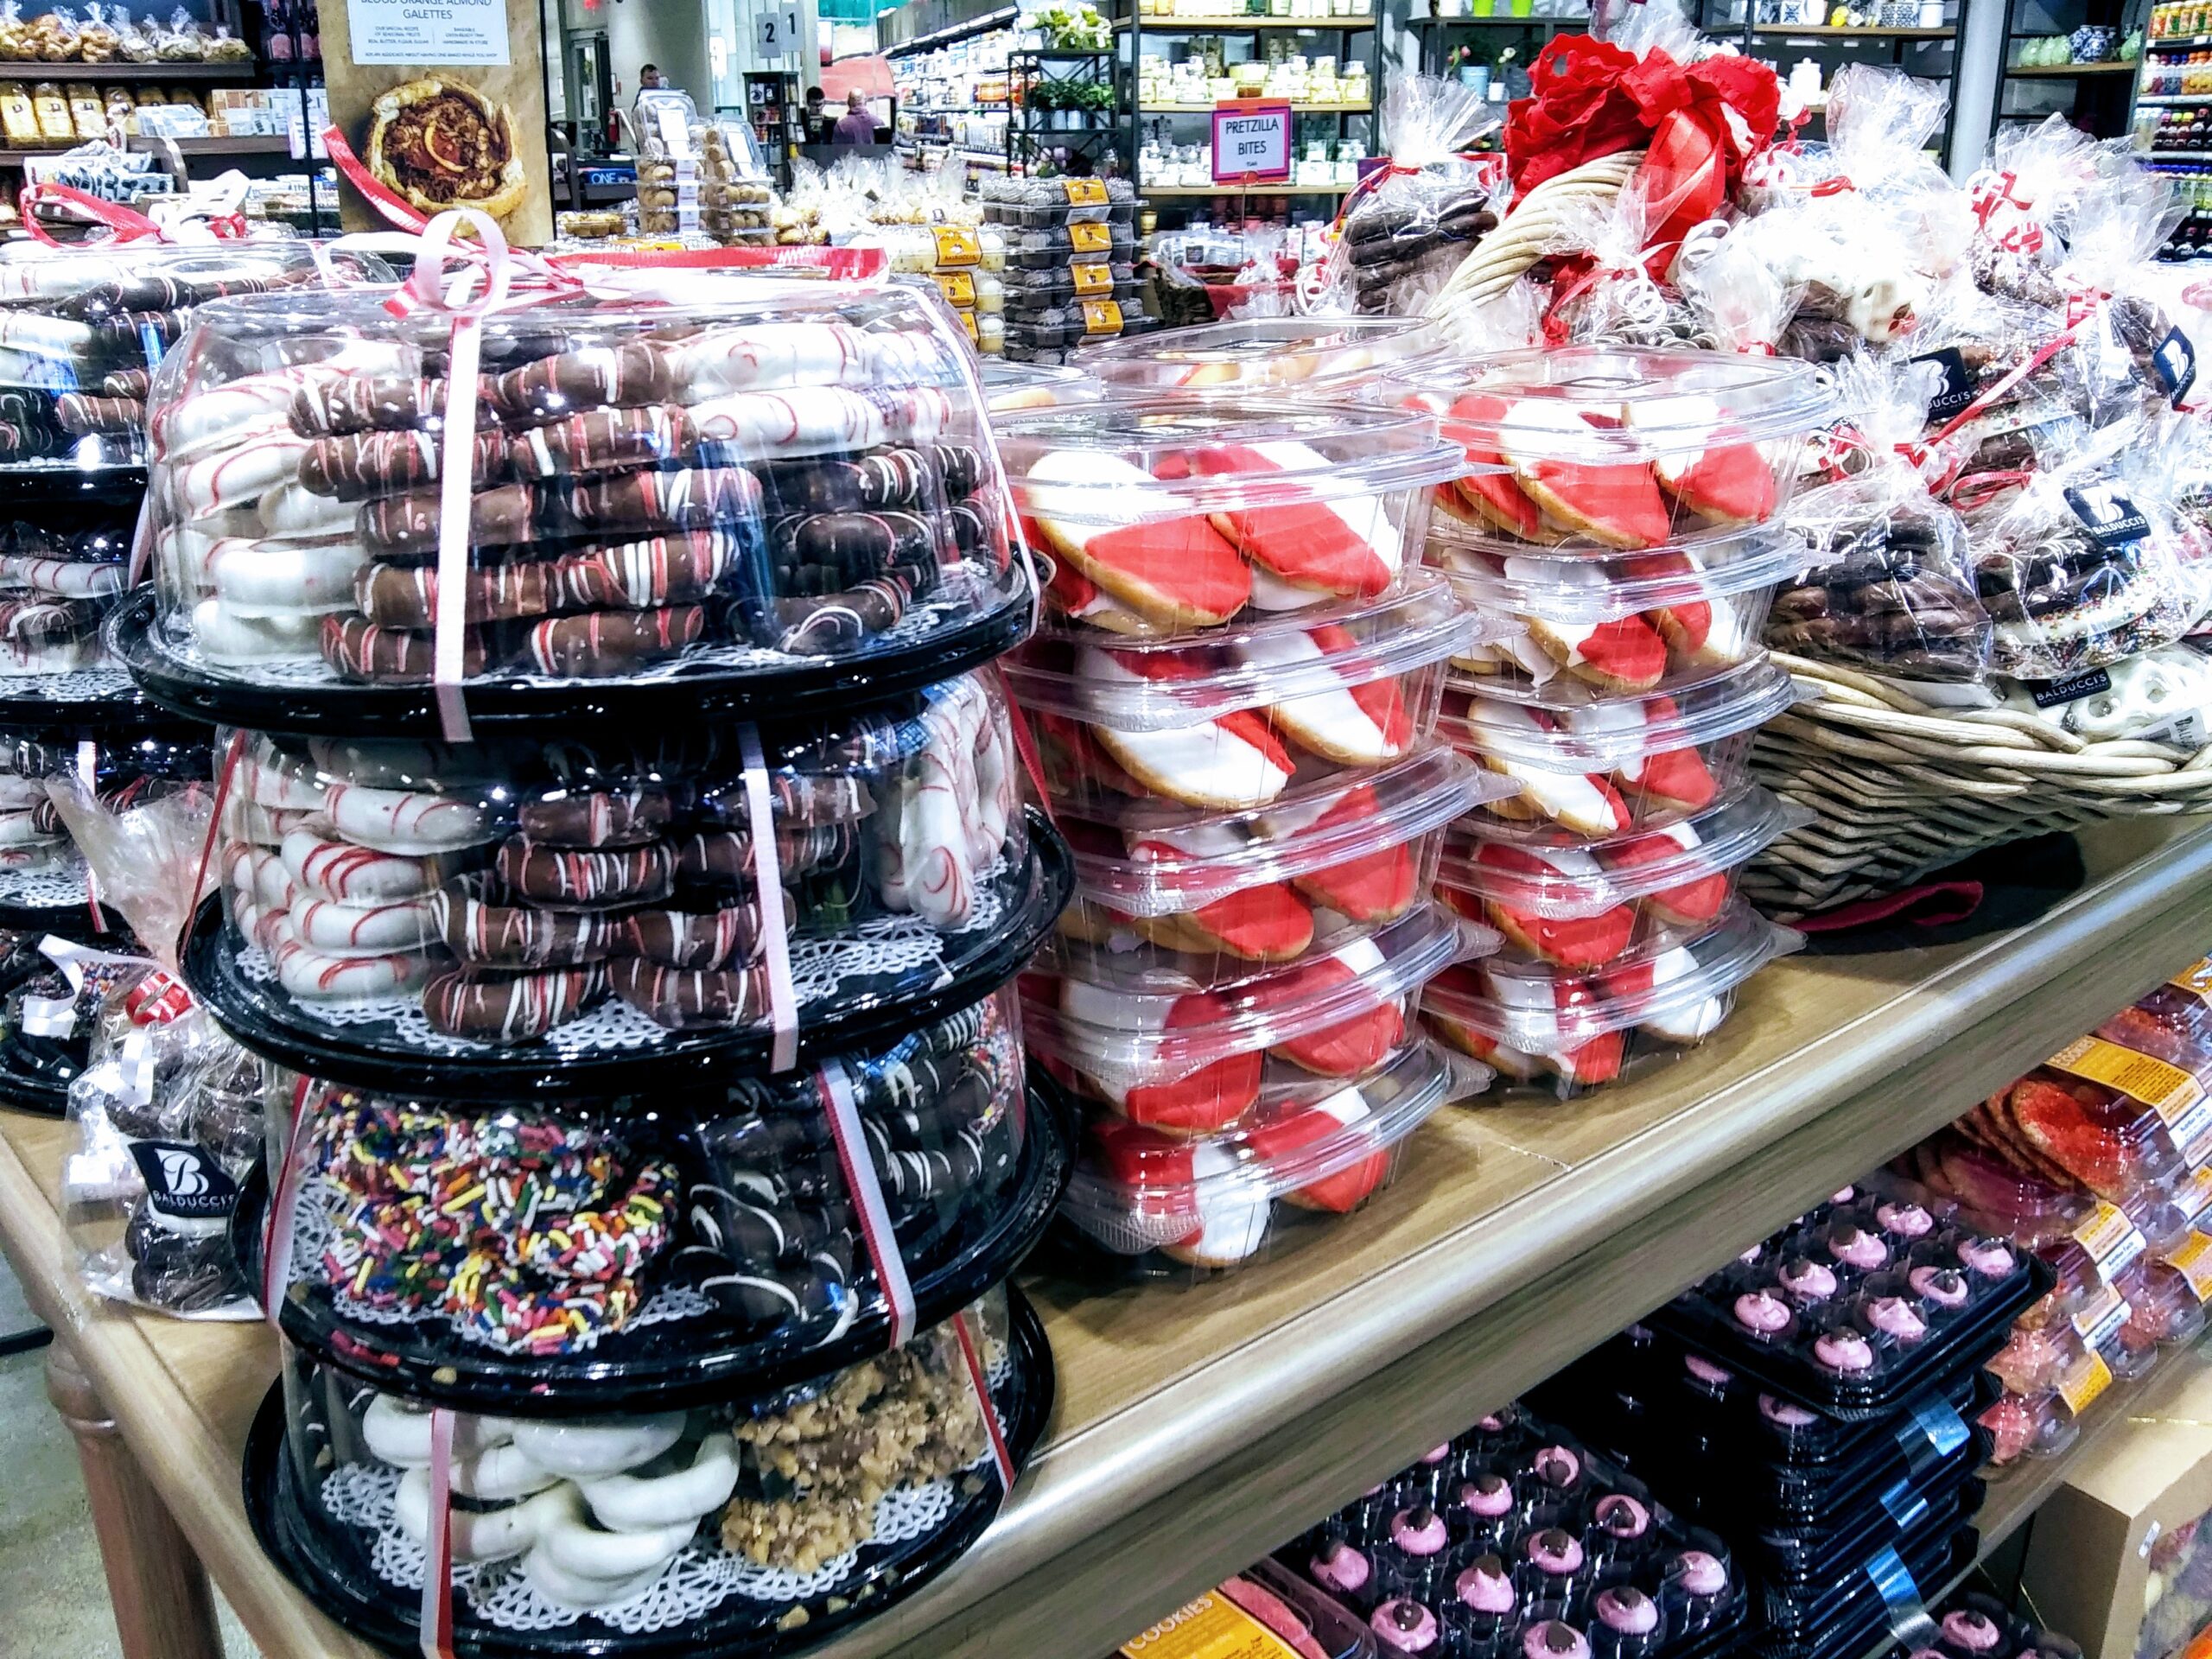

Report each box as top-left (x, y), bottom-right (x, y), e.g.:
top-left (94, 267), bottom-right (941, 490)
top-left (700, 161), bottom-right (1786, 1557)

top-left (950, 1308), bottom-right (1018, 1492)
top-left (736, 721), bottom-right (799, 1074)
top-left (420, 1408), bottom-right (458, 1659)
top-left (258, 1074), bottom-right (317, 1330)
top-left (817, 1058), bottom-right (918, 1349)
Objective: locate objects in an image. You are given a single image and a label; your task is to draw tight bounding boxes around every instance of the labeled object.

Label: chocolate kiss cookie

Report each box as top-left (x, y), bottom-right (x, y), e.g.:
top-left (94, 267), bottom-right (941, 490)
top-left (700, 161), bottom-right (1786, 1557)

top-left (519, 605), bottom-right (706, 677)
top-left (422, 962), bottom-right (607, 1043)
top-left (301, 426), bottom-right (510, 500)
top-left (321, 615), bottom-right (497, 685)
top-left (356, 559), bottom-right (556, 628)
top-left (494, 836), bottom-right (676, 908)
top-left (431, 884), bottom-right (627, 968)
top-left (517, 785), bottom-right (674, 849)
top-left (610, 956), bottom-right (771, 1031)
top-left (289, 374), bottom-right (454, 438)
top-left (626, 904), bottom-right (761, 969)
top-left (487, 340), bottom-right (677, 421)
top-left (506, 406), bottom-right (689, 479)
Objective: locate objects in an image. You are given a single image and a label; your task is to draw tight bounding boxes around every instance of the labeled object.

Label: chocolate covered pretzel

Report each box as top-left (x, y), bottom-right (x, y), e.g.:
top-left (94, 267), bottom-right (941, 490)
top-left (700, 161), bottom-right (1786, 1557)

top-left (493, 836), bottom-right (677, 907)
top-left (362, 468), bottom-right (766, 559)
top-left (516, 785), bottom-right (675, 848)
top-left (517, 604), bottom-right (707, 677)
top-left (431, 885), bottom-right (628, 968)
top-left (422, 962), bottom-right (608, 1042)
top-left (300, 426), bottom-right (509, 499)
top-left (675, 823), bottom-right (858, 886)
top-left (355, 558), bottom-right (556, 628)
top-left (56, 393), bottom-right (143, 436)
top-left (505, 405), bottom-right (690, 479)
top-left (769, 509), bottom-right (943, 575)
top-left (321, 614), bottom-right (496, 683)
top-left (626, 904), bottom-right (761, 969)
top-left (486, 340), bottom-right (677, 421)
top-left (290, 374), bottom-right (454, 437)
top-left (611, 956), bottom-right (772, 1029)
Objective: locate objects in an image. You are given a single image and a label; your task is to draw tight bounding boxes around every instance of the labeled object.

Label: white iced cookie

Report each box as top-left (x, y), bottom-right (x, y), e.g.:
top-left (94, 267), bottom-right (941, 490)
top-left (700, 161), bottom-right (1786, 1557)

top-left (257, 480), bottom-right (358, 541)
top-left (1559, 701), bottom-right (1652, 785)
top-left (1453, 632), bottom-right (1560, 683)
top-left (575, 1433), bottom-right (740, 1531)
top-left (282, 822), bottom-right (456, 901)
top-left (1205, 438), bottom-right (1404, 607)
top-left (1236, 630), bottom-right (1406, 766)
top-left (190, 598), bottom-right (322, 664)
top-left (321, 780), bottom-right (492, 855)
top-left (267, 917), bottom-right (436, 1001)
top-left (1639, 946), bottom-right (1726, 1043)
top-left (243, 736), bottom-right (327, 810)
top-left (174, 434), bottom-right (309, 518)
top-left (211, 539), bottom-right (368, 618)
top-left (1470, 702), bottom-right (1628, 837)
top-left (227, 845), bottom-right (296, 912)
top-left (289, 893), bottom-right (436, 955)
top-left (1077, 648), bottom-right (1294, 810)
top-left (507, 1414), bottom-right (689, 1481)
top-left (671, 321), bottom-right (941, 396)
top-left (1164, 1141), bottom-right (1274, 1268)
top-left (395, 1469), bottom-right (579, 1564)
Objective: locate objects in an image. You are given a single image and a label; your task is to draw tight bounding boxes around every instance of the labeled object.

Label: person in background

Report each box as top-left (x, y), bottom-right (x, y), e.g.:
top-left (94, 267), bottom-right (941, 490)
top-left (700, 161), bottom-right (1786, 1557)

top-left (831, 90), bottom-right (879, 144)
top-left (804, 86), bottom-right (826, 141)
top-left (638, 63), bottom-right (664, 92)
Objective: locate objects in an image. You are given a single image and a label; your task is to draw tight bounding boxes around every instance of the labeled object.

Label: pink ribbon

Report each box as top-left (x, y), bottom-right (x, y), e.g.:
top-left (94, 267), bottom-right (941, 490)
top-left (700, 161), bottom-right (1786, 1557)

top-left (420, 1408), bottom-right (457, 1659)
top-left (16, 181), bottom-right (249, 247)
top-left (735, 722), bottom-right (798, 1073)
top-left (259, 1076), bottom-right (316, 1329)
top-left (950, 1309), bottom-right (1017, 1492)
top-left (817, 1058), bottom-right (917, 1348)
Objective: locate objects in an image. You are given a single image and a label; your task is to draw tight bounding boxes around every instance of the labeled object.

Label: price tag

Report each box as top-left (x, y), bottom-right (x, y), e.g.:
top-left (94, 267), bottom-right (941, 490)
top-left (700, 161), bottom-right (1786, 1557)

top-left (2073, 1197), bottom-right (2149, 1282)
top-left (2168, 1230), bottom-right (2212, 1301)
top-left (2047, 1035), bottom-right (2206, 1128)
top-left (932, 271), bottom-right (976, 308)
top-left (1081, 298), bottom-right (1123, 335)
top-left (1071, 260), bottom-right (1113, 296)
top-left (1120, 1589), bottom-right (1312, 1658)
top-left (1063, 178), bottom-right (1109, 206)
top-left (931, 227), bottom-right (981, 269)
top-left (957, 309), bottom-right (978, 344)
top-left (2059, 1347), bottom-right (2114, 1415)
top-left (2072, 1279), bottom-right (2130, 1350)
top-left (2178, 1166), bottom-right (2212, 1224)
top-left (1069, 220), bottom-right (1112, 254)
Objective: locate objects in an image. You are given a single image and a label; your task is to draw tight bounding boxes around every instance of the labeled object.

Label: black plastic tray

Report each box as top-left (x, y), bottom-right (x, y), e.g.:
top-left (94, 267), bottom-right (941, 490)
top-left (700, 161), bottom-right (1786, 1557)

top-left (1752, 1470), bottom-right (1986, 1588)
top-left (242, 1285), bottom-right (1055, 1659)
top-left (1758, 1510), bottom-right (1974, 1637)
top-left (240, 1080), bottom-right (1073, 1414)
top-left (112, 582), bottom-right (1039, 737)
top-left (181, 808), bottom-right (1072, 1100)
top-left (0, 1031), bottom-right (67, 1116)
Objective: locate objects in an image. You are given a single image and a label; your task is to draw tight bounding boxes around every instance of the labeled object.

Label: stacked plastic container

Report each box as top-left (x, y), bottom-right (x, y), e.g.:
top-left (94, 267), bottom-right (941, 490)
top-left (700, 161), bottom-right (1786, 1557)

top-left (992, 346), bottom-right (1497, 1274)
top-left (1541, 1176), bottom-right (2046, 1659)
top-left (1867, 1590), bottom-right (2085, 1659)
top-left (1895, 962), bottom-right (2212, 1478)
top-left (1277, 1400), bottom-right (1750, 1659)
top-left (875, 222), bottom-right (1010, 357)
top-left (115, 278), bottom-right (1079, 1656)
top-left (1373, 346), bottom-right (1833, 1096)
top-left (978, 177), bottom-right (1151, 365)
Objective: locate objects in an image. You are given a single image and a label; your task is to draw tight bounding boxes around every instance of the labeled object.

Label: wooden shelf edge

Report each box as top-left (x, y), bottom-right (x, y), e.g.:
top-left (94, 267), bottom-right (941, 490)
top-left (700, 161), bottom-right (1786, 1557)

top-left (806, 820), bottom-right (2212, 1659)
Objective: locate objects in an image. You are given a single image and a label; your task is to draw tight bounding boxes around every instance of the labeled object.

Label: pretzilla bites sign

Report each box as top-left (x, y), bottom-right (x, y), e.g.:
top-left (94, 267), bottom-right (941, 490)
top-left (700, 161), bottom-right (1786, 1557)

top-left (1212, 102), bottom-right (1292, 185)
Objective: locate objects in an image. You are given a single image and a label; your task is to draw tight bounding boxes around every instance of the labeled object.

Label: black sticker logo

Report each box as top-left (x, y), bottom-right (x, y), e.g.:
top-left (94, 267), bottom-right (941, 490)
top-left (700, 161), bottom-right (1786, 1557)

top-left (2063, 484), bottom-right (2151, 549)
top-left (1910, 347), bottom-right (1977, 420)
top-left (2031, 667), bottom-right (2114, 708)
top-left (2156, 326), bottom-right (2198, 409)
top-left (128, 1140), bottom-right (238, 1222)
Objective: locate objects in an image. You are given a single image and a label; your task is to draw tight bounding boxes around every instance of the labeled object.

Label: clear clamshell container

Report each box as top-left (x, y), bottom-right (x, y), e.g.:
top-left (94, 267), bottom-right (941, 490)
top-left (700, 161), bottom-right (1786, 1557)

top-left (1072, 315), bottom-right (1447, 396)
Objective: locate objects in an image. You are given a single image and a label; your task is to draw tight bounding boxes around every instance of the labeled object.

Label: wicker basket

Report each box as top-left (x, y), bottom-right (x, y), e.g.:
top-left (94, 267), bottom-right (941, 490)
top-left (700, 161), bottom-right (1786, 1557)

top-left (1747, 652), bottom-right (2212, 918)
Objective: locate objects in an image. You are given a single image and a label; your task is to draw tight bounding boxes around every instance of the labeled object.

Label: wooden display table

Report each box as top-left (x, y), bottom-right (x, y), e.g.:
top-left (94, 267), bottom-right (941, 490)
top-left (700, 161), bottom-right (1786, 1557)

top-left (5, 817), bottom-right (2212, 1659)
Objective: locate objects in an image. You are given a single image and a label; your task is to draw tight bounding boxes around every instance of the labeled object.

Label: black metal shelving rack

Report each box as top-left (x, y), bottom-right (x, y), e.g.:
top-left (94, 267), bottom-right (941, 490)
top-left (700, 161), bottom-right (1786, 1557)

top-left (1007, 47), bottom-right (1130, 177)
top-left (1120, 7), bottom-right (1380, 217)
top-left (1987, 0), bottom-right (2146, 143)
top-left (1402, 10), bottom-right (1587, 79)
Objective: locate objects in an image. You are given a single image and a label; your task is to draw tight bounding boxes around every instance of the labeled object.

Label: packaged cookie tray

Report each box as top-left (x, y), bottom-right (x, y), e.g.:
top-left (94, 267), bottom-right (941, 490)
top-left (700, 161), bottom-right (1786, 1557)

top-left (1004, 239), bottom-right (1139, 272)
top-left (1282, 1404), bottom-right (1749, 1659)
top-left (1055, 747), bottom-right (1499, 963)
top-left (1751, 1466), bottom-right (1986, 1591)
top-left (979, 194), bottom-right (1138, 231)
top-left (1022, 899), bottom-right (1491, 1136)
top-left (183, 716), bottom-right (1071, 1106)
top-left (0, 242), bottom-right (392, 475)
top-left (1979, 1385), bottom-right (2082, 1472)
top-left (1436, 785), bottom-right (1804, 971)
top-left (1006, 580), bottom-right (1487, 819)
top-left (0, 508), bottom-right (136, 683)
top-left (1948, 1055), bottom-right (2208, 1219)
top-left (1072, 315), bottom-right (1447, 397)
top-left (244, 994), bottom-right (1071, 1412)
top-left (1001, 396), bottom-right (1464, 645)
top-left (1052, 1036), bottom-right (1482, 1276)
top-left (129, 284), bottom-right (1034, 730)
top-left (1381, 344), bottom-right (1834, 556)
top-left (1128, 1560), bottom-right (1382, 1659)
top-left (1445, 654), bottom-right (1802, 839)
top-left (1001, 312), bottom-right (1153, 353)
top-left (1753, 1516), bottom-right (1977, 1652)
top-left (1869, 1590), bottom-right (2083, 1659)
top-left (245, 1287), bottom-right (1052, 1659)
top-left (1426, 513), bottom-right (1801, 626)
top-left (1645, 1179), bottom-right (2052, 1421)
top-left (1421, 903), bottom-right (1801, 1099)
top-left (997, 264), bottom-right (1137, 300)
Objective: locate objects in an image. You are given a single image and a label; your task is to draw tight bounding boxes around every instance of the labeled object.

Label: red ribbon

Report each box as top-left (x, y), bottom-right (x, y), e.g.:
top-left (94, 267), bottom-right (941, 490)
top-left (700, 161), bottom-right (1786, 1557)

top-left (817, 1058), bottom-right (917, 1348)
top-left (950, 1309), bottom-right (1017, 1492)
top-left (181, 731), bottom-right (246, 964)
top-left (1912, 321), bottom-right (2084, 463)
top-left (17, 181), bottom-right (247, 246)
top-left (420, 1408), bottom-right (457, 1659)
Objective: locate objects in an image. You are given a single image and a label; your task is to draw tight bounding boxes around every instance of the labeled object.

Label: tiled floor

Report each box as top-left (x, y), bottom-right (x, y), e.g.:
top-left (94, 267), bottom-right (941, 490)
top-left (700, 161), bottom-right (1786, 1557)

top-left (0, 1255), bottom-right (253, 1658)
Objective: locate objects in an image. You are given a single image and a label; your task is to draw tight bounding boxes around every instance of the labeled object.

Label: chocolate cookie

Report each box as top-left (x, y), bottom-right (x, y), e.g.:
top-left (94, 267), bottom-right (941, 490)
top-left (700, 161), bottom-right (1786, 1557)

top-left (56, 392), bottom-right (144, 436)
top-left (626, 904), bottom-right (761, 969)
top-left (610, 956), bottom-right (772, 1029)
top-left (422, 962), bottom-right (608, 1042)
top-left (321, 614), bottom-right (498, 684)
top-left (301, 426), bottom-right (510, 499)
top-left (493, 836), bottom-right (677, 907)
top-left (769, 508), bottom-right (944, 575)
top-left (768, 575), bottom-right (918, 653)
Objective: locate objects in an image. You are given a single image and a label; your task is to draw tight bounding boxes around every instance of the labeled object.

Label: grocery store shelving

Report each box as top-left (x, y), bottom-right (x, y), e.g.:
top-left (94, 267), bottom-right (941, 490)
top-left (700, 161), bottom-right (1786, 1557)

top-left (1141, 98), bottom-right (1372, 109)
top-left (801, 817), bottom-right (2212, 1659)
top-left (0, 60), bottom-right (251, 79)
top-left (1141, 180), bottom-right (1354, 193)
top-left (1116, 12), bottom-right (1376, 27)
top-left (2139, 92), bottom-right (2209, 103)
top-left (2009, 60), bottom-right (2140, 73)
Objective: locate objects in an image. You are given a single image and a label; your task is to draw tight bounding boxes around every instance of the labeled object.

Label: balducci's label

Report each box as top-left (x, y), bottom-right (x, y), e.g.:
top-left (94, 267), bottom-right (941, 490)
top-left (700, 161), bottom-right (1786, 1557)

top-left (1063, 177), bottom-right (1109, 206)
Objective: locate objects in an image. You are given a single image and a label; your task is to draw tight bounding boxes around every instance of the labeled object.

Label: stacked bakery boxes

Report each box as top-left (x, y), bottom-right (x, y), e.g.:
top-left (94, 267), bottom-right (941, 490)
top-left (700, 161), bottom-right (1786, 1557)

top-left (1387, 346), bottom-right (1833, 1099)
top-left (112, 275), bottom-right (1078, 1650)
top-left (992, 315), bottom-right (1507, 1276)
top-left (0, 242), bottom-right (364, 1116)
